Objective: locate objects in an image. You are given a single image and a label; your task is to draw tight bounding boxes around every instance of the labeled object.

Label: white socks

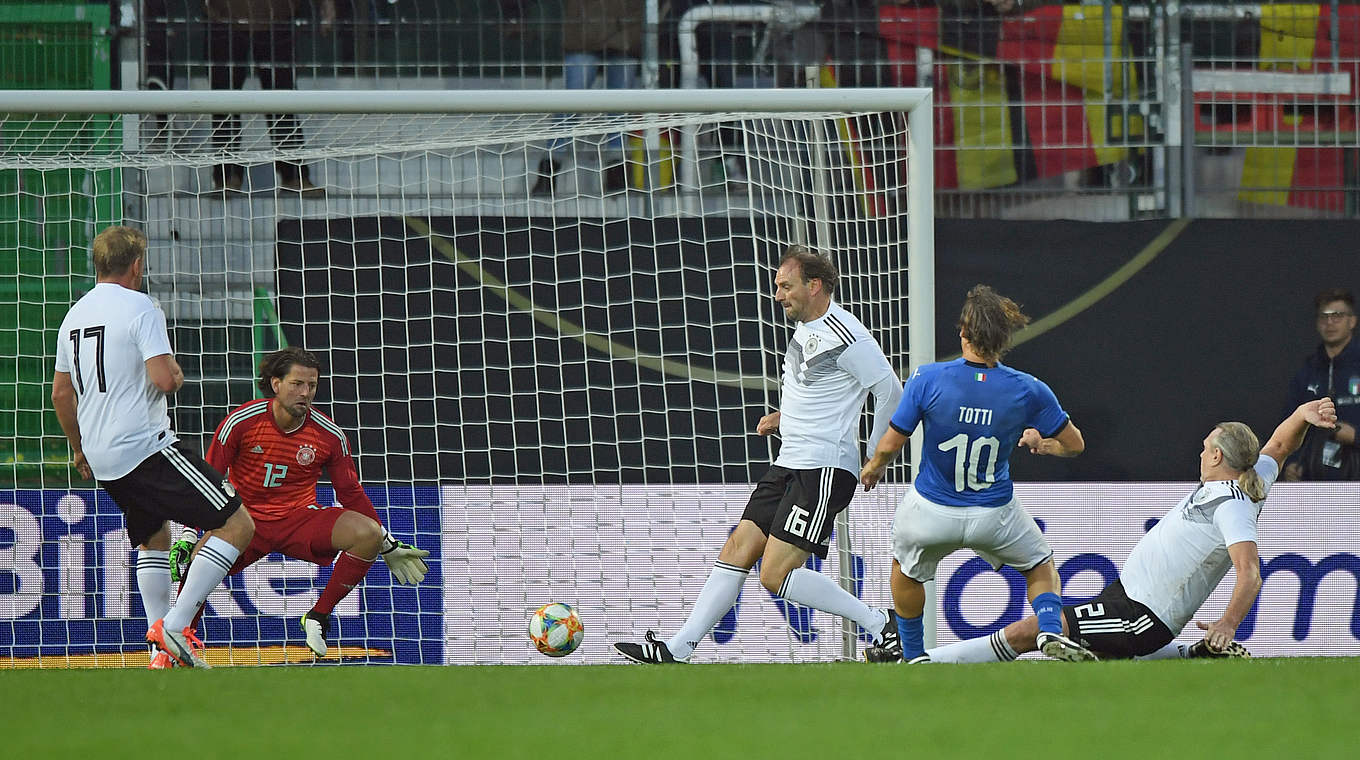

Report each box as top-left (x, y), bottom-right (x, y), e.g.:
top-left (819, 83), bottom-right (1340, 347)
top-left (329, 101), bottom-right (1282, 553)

top-left (163, 536), bottom-right (240, 631)
top-left (666, 561), bottom-right (748, 660)
top-left (1136, 642), bottom-right (1188, 660)
top-left (929, 629), bottom-right (1019, 663)
top-left (135, 550), bottom-right (171, 626)
top-left (777, 567), bottom-right (885, 642)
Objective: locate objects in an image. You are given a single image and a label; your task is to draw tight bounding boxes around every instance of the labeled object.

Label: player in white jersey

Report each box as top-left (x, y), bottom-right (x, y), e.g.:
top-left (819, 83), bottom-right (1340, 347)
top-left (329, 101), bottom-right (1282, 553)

top-left (614, 246), bottom-right (905, 663)
top-left (924, 397), bottom-right (1337, 663)
top-left (51, 225), bottom-right (255, 669)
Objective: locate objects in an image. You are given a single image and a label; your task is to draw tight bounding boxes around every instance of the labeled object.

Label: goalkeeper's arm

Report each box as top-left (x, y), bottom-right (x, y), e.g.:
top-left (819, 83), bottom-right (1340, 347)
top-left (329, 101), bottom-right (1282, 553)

top-left (330, 456), bottom-right (430, 585)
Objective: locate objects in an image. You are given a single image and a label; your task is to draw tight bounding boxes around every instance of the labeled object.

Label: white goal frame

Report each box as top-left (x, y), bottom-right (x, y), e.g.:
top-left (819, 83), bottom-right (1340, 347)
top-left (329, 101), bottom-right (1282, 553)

top-left (2, 87), bottom-right (938, 659)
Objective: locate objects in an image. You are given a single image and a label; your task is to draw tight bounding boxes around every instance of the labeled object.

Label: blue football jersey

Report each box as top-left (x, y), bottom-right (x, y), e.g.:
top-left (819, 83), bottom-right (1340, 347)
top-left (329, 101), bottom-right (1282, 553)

top-left (889, 359), bottom-right (1069, 507)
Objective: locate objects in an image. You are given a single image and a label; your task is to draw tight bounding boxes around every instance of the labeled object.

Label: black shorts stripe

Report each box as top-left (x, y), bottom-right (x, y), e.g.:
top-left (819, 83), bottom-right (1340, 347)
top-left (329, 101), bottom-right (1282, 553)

top-left (161, 446), bottom-right (228, 509)
top-left (740, 465), bottom-right (857, 560)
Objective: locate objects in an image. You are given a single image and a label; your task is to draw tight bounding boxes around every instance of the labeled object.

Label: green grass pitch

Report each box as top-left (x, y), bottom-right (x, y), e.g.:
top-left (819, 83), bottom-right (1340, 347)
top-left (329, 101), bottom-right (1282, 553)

top-left (10, 659), bottom-right (1356, 758)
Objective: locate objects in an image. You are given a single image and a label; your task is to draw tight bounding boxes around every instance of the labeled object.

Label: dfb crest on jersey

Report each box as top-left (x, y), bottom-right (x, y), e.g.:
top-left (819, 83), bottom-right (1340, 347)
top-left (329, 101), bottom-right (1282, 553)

top-left (220, 478), bottom-right (235, 497)
top-left (296, 445), bottom-right (317, 465)
top-left (805, 336), bottom-right (818, 354)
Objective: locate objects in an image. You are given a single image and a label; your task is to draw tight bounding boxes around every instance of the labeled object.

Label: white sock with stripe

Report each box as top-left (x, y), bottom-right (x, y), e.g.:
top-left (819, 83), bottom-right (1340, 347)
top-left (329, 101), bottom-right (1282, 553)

top-left (665, 561), bottom-right (748, 660)
top-left (163, 536), bottom-right (239, 631)
top-left (135, 550), bottom-right (172, 626)
top-left (929, 629), bottom-right (1019, 663)
top-left (776, 567), bottom-right (885, 640)
top-left (1136, 641), bottom-right (1188, 660)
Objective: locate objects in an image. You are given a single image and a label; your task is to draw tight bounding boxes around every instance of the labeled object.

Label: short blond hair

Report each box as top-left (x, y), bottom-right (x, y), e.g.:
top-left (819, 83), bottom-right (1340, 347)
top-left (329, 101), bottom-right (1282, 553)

top-left (92, 226), bottom-right (147, 278)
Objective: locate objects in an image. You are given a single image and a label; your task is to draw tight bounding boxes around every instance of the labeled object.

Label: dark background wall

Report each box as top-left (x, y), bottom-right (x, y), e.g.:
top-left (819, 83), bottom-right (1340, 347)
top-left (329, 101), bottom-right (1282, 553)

top-left (969, 219), bottom-right (1350, 482)
top-left (277, 217), bottom-right (1351, 483)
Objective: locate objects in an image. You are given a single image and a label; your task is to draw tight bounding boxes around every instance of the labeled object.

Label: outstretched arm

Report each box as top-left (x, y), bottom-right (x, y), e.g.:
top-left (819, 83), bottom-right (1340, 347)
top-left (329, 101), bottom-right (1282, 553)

top-left (860, 426), bottom-right (910, 491)
top-left (1195, 540), bottom-right (1262, 651)
top-left (1261, 398), bottom-right (1338, 467)
top-left (331, 454), bottom-right (428, 584)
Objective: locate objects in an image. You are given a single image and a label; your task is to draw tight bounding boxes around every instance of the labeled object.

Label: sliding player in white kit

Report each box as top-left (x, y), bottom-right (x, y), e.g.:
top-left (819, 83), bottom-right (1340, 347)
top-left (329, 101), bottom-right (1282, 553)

top-left (923, 397), bottom-right (1337, 663)
top-left (51, 225), bottom-right (255, 669)
top-left (613, 246), bottom-right (904, 663)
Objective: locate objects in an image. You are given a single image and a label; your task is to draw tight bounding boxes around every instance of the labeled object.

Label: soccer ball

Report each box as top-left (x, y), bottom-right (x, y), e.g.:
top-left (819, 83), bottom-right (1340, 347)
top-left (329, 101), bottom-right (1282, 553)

top-left (529, 602), bottom-right (584, 658)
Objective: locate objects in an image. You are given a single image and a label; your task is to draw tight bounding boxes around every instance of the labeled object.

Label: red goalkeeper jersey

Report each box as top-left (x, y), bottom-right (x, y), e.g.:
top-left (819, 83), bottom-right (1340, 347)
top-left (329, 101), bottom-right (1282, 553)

top-left (206, 398), bottom-right (379, 523)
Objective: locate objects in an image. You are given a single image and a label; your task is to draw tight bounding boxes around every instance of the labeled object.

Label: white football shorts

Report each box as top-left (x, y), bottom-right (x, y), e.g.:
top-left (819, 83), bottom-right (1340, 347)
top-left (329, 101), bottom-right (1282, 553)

top-left (890, 487), bottom-right (1053, 582)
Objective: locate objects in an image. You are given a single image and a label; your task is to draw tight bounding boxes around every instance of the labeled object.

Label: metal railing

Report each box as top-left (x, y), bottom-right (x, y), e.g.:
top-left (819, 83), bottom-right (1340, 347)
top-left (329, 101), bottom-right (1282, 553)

top-left (105, 1), bottom-right (1360, 219)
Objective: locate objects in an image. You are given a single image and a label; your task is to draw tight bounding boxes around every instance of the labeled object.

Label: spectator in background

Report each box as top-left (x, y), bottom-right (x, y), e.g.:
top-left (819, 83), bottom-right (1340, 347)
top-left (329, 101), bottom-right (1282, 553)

top-left (1284, 288), bottom-right (1360, 480)
top-left (530, 0), bottom-right (665, 195)
top-left (204, 0), bottom-right (334, 195)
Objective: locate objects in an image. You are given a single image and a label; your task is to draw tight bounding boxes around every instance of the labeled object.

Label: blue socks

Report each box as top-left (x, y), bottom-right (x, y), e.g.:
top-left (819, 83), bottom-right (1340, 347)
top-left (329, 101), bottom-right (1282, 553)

top-left (1032, 592), bottom-right (1063, 634)
top-left (897, 614), bottom-right (925, 661)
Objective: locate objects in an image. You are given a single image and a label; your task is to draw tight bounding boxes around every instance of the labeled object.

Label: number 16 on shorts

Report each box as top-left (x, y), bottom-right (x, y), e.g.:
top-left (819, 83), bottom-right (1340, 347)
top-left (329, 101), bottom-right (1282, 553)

top-left (784, 505), bottom-right (811, 538)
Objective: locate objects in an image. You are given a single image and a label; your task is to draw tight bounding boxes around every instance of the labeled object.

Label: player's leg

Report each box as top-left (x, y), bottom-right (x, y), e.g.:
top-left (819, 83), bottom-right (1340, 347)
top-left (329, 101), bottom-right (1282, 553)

top-left (182, 536), bottom-right (262, 640)
top-left (614, 469), bottom-right (788, 663)
top-left (976, 498), bottom-right (1092, 661)
top-left (134, 521), bottom-right (172, 633)
top-left (880, 489), bottom-right (961, 662)
top-left (148, 445), bottom-right (253, 666)
top-left (759, 468), bottom-right (897, 655)
top-left (613, 520), bottom-right (764, 664)
top-left (760, 535), bottom-right (896, 653)
top-left (661, 520), bottom-right (765, 658)
top-left (130, 516), bottom-right (173, 669)
top-left (1138, 642), bottom-right (1189, 660)
top-left (315, 509), bottom-right (383, 613)
top-left (102, 448), bottom-right (246, 667)
top-left (302, 510), bottom-right (384, 657)
top-left (927, 613), bottom-right (1040, 664)
top-left (885, 560), bottom-right (930, 662)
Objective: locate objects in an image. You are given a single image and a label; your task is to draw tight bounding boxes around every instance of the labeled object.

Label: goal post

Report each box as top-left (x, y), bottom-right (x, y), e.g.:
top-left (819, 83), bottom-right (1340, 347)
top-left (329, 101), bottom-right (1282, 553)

top-left (1, 87), bottom-right (934, 665)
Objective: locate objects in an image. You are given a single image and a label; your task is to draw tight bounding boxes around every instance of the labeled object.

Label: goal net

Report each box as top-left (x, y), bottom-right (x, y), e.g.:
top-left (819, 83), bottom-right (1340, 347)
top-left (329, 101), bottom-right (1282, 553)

top-left (0, 88), bottom-right (933, 666)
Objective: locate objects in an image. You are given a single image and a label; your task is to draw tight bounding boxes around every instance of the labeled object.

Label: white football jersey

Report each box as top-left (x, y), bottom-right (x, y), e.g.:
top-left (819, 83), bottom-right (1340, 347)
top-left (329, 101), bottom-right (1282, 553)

top-left (774, 301), bottom-right (896, 474)
top-left (1121, 454), bottom-right (1279, 634)
top-left (54, 283), bottom-right (177, 480)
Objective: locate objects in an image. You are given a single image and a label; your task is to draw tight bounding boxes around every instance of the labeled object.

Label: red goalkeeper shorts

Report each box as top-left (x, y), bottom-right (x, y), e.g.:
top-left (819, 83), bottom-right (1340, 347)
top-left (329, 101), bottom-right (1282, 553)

top-left (229, 504), bottom-right (350, 574)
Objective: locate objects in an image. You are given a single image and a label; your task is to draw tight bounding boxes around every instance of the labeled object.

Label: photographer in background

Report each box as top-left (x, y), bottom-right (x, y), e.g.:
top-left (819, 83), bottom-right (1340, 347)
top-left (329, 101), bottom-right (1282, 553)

top-left (1284, 288), bottom-right (1360, 481)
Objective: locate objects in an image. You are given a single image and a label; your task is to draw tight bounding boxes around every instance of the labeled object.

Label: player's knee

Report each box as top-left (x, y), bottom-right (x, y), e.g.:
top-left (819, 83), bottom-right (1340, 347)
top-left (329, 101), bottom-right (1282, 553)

top-left (217, 506), bottom-right (254, 550)
top-left (233, 505), bottom-right (255, 535)
top-left (758, 564), bottom-right (788, 595)
top-left (354, 516), bottom-right (384, 556)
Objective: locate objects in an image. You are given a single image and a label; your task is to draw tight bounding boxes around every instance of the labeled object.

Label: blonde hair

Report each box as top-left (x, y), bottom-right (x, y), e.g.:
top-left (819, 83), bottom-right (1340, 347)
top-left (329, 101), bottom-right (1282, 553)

top-left (1212, 422), bottom-right (1265, 501)
top-left (92, 226), bottom-right (147, 278)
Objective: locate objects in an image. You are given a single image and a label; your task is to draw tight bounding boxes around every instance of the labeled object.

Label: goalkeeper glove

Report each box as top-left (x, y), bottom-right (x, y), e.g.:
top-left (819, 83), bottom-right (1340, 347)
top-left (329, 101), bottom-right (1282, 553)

top-left (380, 530), bottom-right (430, 585)
top-left (169, 527), bottom-right (198, 584)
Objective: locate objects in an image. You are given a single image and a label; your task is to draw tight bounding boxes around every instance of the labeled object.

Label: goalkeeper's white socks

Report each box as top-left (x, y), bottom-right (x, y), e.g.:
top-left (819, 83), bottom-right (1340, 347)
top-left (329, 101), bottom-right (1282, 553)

top-left (776, 566), bottom-right (885, 641)
top-left (135, 550), bottom-right (172, 624)
top-left (162, 536), bottom-right (240, 631)
top-left (666, 561), bottom-right (748, 660)
top-left (929, 629), bottom-right (1019, 664)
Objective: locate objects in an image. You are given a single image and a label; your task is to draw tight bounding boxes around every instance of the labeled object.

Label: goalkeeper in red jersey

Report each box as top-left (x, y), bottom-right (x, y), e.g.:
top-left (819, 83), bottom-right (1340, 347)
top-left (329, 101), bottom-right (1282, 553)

top-left (172, 347), bottom-right (428, 661)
